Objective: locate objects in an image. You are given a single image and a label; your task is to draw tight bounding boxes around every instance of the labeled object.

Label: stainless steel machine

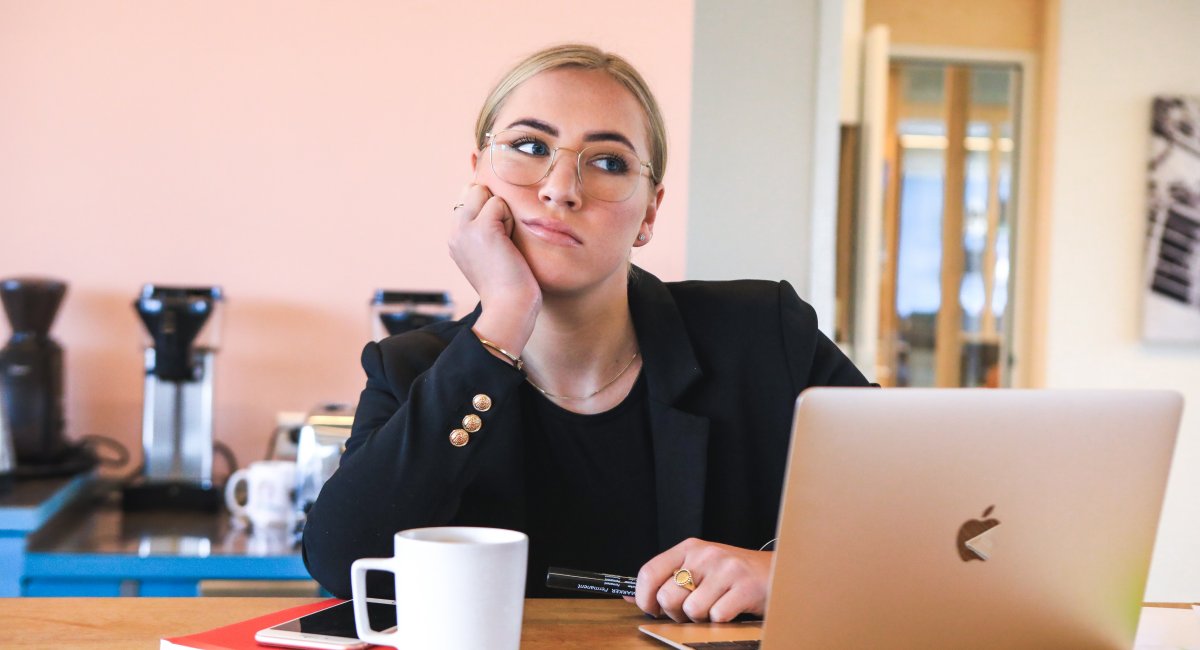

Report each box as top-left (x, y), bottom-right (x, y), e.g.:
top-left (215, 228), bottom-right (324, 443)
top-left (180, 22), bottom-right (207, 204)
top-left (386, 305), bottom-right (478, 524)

top-left (123, 285), bottom-right (224, 511)
top-left (293, 403), bottom-right (354, 527)
top-left (0, 398), bottom-right (13, 493)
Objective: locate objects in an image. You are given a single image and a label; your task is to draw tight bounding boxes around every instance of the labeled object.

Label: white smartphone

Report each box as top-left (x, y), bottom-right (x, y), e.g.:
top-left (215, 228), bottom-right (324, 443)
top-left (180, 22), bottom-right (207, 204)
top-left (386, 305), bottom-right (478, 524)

top-left (254, 598), bottom-right (397, 650)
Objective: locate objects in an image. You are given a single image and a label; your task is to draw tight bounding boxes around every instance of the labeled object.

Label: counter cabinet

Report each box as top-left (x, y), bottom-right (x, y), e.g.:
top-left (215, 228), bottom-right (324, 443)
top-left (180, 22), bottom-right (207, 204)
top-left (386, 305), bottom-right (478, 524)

top-left (9, 477), bottom-right (316, 597)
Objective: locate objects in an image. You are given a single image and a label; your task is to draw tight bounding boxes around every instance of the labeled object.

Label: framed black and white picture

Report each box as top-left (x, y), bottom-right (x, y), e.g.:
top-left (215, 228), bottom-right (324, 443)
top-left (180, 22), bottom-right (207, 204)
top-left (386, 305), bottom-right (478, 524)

top-left (1144, 96), bottom-right (1200, 343)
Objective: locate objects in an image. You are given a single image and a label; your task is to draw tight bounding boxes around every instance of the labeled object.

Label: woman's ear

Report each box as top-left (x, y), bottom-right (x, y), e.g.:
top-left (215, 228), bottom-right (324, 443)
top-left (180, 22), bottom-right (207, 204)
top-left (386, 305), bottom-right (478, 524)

top-left (634, 185), bottom-right (664, 247)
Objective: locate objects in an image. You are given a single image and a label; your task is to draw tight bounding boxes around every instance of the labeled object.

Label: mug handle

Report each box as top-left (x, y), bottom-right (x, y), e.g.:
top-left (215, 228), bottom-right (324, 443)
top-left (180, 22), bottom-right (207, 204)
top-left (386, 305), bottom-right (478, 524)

top-left (351, 557), bottom-right (401, 646)
top-left (224, 468), bottom-right (249, 518)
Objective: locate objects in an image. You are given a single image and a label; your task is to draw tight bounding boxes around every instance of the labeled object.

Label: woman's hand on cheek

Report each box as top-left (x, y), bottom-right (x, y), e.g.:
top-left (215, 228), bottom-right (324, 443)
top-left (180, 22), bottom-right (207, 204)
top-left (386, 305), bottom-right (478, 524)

top-left (448, 183), bottom-right (541, 353)
top-left (628, 538), bottom-right (771, 624)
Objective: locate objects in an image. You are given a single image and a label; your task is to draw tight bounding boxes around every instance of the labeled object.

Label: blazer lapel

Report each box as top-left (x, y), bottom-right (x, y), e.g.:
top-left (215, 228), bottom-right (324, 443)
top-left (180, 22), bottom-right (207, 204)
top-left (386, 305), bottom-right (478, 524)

top-left (629, 267), bottom-right (711, 549)
top-left (647, 406), bottom-right (709, 549)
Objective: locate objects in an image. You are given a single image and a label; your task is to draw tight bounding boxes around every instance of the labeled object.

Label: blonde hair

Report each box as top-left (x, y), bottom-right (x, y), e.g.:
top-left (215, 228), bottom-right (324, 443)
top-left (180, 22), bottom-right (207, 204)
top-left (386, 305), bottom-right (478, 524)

top-left (474, 44), bottom-right (667, 186)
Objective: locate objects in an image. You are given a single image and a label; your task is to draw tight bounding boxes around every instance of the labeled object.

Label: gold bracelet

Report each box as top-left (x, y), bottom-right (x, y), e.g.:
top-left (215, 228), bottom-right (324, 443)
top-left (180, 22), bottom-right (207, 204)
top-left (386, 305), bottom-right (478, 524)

top-left (477, 337), bottom-right (524, 372)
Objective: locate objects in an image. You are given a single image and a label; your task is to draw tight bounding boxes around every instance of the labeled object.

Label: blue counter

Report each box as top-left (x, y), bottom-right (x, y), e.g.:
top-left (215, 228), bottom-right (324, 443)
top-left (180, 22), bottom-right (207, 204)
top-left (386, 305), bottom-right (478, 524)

top-left (21, 481), bottom-right (315, 597)
top-left (0, 474), bottom-right (92, 597)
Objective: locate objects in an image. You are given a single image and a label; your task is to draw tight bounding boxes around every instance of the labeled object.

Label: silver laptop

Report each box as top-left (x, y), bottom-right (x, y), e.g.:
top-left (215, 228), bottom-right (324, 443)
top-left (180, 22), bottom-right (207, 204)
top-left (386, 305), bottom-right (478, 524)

top-left (642, 388), bottom-right (1182, 649)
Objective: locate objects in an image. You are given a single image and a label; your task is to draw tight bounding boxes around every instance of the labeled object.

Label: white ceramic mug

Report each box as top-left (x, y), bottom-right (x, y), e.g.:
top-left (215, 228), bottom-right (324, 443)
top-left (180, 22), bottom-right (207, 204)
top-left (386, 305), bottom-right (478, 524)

top-left (351, 526), bottom-right (528, 650)
top-left (224, 460), bottom-right (296, 530)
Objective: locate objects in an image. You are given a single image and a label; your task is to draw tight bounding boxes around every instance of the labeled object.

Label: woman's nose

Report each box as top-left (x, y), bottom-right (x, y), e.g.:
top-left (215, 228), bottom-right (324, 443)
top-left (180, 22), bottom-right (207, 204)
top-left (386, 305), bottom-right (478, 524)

top-left (538, 151), bottom-right (583, 209)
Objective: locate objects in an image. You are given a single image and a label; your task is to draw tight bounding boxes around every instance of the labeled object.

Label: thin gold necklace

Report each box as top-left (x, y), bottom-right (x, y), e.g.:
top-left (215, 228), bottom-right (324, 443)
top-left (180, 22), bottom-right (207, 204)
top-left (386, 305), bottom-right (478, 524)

top-left (525, 352), bottom-right (640, 401)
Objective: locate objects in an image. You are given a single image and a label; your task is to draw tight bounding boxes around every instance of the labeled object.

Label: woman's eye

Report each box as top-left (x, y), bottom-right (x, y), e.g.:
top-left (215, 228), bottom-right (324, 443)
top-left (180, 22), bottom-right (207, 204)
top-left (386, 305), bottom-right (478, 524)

top-left (513, 139), bottom-right (550, 156)
top-left (588, 154), bottom-right (631, 174)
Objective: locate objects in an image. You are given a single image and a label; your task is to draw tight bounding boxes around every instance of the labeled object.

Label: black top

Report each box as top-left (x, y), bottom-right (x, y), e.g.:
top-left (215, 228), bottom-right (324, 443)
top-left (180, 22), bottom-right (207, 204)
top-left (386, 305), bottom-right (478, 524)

top-left (523, 372), bottom-right (657, 597)
top-left (302, 267), bottom-right (873, 600)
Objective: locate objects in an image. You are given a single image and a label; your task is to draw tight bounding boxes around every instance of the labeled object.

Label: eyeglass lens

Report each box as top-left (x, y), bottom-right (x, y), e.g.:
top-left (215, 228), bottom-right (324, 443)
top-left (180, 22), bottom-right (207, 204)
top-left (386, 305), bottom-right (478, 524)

top-left (489, 129), bottom-right (644, 202)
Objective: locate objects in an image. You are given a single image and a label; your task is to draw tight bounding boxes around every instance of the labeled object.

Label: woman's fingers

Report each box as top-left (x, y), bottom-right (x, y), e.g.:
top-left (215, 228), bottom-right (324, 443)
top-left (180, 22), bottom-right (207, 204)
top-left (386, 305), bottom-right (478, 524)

top-left (446, 183), bottom-right (540, 351)
top-left (454, 184), bottom-right (513, 239)
top-left (635, 540), bottom-right (691, 617)
top-left (455, 184), bottom-right (492, 224)
top-left (707, 585), bottom-right (758, 624)
top-left (655, 579), bottom-right (690, 623)
top-left (653, 562), bottom-right (729, 623)
top-left (632, 539), bottom-right (772, 623)
top-left (476, 194), bottom-right (514, 236)
top-left (681, 578), bottom-right (732, 624)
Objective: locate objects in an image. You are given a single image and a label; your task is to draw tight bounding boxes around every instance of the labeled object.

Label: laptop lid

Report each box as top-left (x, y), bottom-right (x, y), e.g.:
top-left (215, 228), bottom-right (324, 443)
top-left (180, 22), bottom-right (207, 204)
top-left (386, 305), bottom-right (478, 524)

top-left (761, 388), bottom-right (1182, 649)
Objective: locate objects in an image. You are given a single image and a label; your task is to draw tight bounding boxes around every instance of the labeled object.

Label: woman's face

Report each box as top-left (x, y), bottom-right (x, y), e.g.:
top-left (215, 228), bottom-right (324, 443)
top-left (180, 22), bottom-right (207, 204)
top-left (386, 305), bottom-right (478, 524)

top-left (472, 68), bottom-right (663, 298)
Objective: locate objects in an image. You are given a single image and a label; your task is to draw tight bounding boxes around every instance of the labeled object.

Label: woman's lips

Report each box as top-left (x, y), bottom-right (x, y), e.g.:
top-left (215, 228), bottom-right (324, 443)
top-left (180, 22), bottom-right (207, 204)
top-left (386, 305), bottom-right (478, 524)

top-left (520, 219), bottom-right (582, 246)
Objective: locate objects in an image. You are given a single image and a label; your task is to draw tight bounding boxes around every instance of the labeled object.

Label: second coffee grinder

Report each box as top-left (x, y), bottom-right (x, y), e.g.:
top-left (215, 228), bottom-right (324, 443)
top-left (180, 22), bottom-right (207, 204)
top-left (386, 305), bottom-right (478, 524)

top-left (123, 285), bottom-right (224, 511)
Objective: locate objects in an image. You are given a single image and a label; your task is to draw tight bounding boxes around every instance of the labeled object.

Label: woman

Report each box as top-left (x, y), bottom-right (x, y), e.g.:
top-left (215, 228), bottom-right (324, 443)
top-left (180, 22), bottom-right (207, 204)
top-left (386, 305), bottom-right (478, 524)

top-left (302, 43), bottom-right (871, 624)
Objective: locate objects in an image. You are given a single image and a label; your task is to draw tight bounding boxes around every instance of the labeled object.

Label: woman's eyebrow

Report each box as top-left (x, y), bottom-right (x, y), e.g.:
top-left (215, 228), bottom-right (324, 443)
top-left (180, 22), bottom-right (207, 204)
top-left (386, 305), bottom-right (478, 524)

top-left (583, 131), bottom-right (637, 151)
top-left (505, 118), bottom-right (558, 136)
top-left (503, 118), bottom-right (638, 152)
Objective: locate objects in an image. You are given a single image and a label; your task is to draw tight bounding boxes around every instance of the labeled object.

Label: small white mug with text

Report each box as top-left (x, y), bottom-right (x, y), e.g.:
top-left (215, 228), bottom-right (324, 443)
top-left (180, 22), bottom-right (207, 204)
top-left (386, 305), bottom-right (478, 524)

top-left (224, 460), bottom-right (296, 530)
top-left (351, 526), bottom-right (528, 649)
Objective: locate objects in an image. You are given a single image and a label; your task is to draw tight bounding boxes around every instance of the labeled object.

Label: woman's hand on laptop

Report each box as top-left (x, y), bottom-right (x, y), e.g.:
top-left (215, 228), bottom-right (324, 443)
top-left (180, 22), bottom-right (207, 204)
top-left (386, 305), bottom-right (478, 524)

top-left (627, 538), bottom-right (771, 623)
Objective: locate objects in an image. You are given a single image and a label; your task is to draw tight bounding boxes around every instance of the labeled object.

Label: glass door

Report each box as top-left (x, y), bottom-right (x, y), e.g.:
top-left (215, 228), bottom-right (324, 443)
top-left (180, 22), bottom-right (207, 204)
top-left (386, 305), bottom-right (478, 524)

top-left (879, 61), bottom-right (1021, 388)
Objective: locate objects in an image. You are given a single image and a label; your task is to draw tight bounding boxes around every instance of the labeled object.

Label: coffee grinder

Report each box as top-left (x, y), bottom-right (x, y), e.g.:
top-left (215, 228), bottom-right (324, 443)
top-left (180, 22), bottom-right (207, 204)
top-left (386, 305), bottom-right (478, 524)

top-left (122, 285), bottom-right (223, 511)
top-left (0, 278), bottom-right (85, 472)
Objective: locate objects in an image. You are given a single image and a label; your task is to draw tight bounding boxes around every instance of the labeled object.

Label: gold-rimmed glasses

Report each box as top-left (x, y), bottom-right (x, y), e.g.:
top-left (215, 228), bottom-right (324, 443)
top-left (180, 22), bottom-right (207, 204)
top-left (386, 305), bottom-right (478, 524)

top-left (484, 129), bottom-right (653, 202)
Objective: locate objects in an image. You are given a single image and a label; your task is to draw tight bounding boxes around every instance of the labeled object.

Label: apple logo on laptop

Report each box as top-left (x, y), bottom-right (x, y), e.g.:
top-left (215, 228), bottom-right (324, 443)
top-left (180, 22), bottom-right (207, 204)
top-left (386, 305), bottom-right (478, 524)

top-left (957, 505), bottom-right (1000, 562)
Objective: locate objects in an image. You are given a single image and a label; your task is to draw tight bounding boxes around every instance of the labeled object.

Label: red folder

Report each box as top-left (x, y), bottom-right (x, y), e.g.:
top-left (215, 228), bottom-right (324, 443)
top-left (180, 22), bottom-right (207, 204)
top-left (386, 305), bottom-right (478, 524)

top-left (160, 598), bottom-right (350, 650)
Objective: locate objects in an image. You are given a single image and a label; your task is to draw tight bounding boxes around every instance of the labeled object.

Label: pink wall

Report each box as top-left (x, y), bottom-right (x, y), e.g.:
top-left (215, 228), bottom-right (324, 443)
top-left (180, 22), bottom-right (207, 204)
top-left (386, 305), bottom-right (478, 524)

top-left (0, 1), bottom-right (692, 472)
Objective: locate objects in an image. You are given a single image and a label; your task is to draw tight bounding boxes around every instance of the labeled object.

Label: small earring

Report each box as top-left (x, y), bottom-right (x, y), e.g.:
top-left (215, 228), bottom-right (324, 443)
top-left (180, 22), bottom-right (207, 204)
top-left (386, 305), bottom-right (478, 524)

top-left (637, 234), bottom-right (647, 242)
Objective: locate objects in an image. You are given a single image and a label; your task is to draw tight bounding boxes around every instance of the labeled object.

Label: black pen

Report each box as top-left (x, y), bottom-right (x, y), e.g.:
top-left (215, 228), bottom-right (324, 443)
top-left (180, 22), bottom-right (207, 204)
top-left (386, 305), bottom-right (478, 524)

top-left (546, 567), bottom-right (638, 597)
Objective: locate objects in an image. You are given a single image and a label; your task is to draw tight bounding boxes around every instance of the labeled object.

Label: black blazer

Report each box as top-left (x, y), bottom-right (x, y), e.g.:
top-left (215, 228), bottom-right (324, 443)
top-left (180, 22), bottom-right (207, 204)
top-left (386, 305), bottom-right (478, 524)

top-left (302, 267), bottom-right (870, 598)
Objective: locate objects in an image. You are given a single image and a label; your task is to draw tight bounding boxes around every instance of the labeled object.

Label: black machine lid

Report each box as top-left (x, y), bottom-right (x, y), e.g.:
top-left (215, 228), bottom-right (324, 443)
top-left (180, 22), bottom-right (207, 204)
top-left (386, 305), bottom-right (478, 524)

top-left (138, 285), bottom-right (224, 302)
top-left (0, 277), bottom-right (67, 337)
top-left (134, 284), bottom-right (222, 382)
top-left (371, 290), bottom-right (450, 305)
top-left (134, 284), bottom-right (221, 331)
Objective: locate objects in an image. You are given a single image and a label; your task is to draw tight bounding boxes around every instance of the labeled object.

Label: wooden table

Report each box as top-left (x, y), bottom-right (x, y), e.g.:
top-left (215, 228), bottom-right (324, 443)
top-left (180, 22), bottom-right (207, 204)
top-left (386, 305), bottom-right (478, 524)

top-left (0, 597), bottom-right (663, 649)
top-left (1, 598), bottom-right (1193, 649)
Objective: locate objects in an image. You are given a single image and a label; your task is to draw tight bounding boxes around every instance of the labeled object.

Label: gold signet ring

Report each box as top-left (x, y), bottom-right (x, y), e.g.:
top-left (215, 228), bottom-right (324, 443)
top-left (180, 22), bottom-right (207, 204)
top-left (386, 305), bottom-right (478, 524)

top-left (673, 568), bottom-right (696, 592)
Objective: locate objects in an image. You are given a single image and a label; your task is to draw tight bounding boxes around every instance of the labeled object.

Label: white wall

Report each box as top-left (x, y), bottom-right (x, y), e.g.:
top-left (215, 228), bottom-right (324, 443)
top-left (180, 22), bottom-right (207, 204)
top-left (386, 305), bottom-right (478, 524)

top-left (1046, 0), bottom-right (1200, 601)
top-left (687, 0), bottom-right (843, 328)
